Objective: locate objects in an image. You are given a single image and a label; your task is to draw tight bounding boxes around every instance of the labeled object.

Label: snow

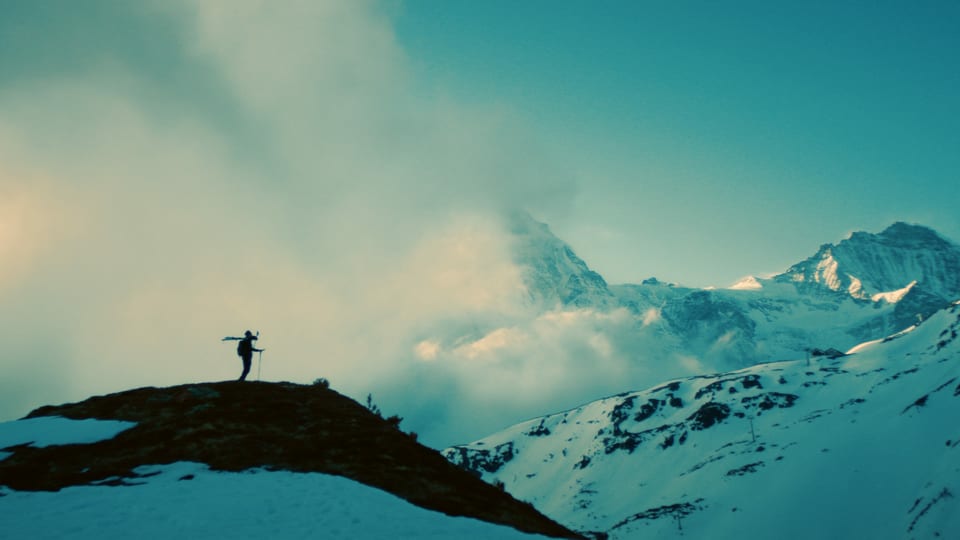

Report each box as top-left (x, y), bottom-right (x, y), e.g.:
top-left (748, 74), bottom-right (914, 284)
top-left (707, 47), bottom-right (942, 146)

top-left (0, 417), bottom-right (552, 539)
top-left (446, 303), bottom-right (960, 539)
top-left (783, 223), bottom-right (960, 301)
top-left (847, 274), bottom-right (864, 296)
top-left (814, 252), bottom-right (841, 290)
top-left (727, 276), bottom-right (762, 290)
top-left (0, 416), bottom-right (136, 457)
top-left (871, 279), bottom-right (917, 303)
top-left (845, 337), bottom-right (884, 355)
top-left (0, 462), bottom-right (552, 539)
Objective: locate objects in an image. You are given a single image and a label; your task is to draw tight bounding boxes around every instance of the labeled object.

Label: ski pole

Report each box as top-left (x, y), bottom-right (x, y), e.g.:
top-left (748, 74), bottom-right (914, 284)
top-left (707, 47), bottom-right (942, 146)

top-left (255, 331), bottom-right (262, 380)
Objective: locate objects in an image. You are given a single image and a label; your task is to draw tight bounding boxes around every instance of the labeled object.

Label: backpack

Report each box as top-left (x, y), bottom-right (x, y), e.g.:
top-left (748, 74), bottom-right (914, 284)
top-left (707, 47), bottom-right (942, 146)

top-left (237, 339), bottom-right (253, 357)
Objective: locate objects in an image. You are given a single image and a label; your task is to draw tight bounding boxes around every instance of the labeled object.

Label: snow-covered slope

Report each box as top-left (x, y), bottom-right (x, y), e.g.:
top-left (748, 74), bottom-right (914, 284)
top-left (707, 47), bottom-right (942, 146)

top-left (445, 302), bottom-right (960, 539)
top-left (0, 458), bottom-right (552, 540)
top-left (0, 383), bottom-right (581, 539)
top-left (0, 420), bottom-right (535, 540)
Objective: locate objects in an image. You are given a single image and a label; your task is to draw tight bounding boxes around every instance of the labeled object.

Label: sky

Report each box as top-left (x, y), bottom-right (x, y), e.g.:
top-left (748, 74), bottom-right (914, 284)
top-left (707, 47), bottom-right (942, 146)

top-left (1, 1), bottom-right (958, 447)
top-left (391, 1), bottom-right (960, 284)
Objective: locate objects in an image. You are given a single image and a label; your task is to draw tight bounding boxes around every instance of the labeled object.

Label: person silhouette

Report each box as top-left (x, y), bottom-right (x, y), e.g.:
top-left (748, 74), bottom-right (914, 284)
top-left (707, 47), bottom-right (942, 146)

top-left (223, 330), bottom-right (263, 381)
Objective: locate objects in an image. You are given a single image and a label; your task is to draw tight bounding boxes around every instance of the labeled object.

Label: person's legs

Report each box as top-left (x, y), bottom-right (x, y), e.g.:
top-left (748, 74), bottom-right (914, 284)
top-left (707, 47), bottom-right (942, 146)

top-left (239, 355), bottom-right (252, 381)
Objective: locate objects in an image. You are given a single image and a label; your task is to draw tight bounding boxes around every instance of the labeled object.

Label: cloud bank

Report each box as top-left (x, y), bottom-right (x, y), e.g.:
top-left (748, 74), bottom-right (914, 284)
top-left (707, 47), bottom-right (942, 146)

top-left (2, 1), bottom-right (699, 446)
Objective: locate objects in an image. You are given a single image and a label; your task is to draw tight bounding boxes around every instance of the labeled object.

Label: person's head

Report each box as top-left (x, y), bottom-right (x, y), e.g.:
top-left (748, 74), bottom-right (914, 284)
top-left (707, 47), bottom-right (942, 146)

top-left (244, 330), bottom-right (253, 338)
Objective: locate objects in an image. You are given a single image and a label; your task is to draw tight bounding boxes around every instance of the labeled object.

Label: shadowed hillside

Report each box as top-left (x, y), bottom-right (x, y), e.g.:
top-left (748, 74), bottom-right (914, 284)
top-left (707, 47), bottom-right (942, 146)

top-left (0, 381), bottom-right (583, 539)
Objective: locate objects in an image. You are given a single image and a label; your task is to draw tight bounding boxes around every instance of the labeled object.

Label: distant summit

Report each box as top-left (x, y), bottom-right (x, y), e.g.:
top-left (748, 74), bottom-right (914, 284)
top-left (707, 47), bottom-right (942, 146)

top-left (508, 211), bottom-right (613, 309)
top-left (396, 216), bottom-right (960, 445)
top-left (874, 221), bottom-right (954, 250)
top-left (776, 222), bottom-right (960, 303)
top-left (502, 217), bottom-right (960, 369)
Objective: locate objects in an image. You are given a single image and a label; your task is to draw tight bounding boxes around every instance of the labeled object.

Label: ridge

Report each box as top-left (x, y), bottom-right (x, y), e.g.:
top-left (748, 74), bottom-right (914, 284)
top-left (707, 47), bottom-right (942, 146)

top-left (0, 381), bottom-right (583, 539)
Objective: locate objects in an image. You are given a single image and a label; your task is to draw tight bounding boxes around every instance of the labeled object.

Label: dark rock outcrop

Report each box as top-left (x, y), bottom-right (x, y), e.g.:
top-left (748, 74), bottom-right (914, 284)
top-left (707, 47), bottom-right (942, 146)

top-left (0, 381), bottom-right (582, 539)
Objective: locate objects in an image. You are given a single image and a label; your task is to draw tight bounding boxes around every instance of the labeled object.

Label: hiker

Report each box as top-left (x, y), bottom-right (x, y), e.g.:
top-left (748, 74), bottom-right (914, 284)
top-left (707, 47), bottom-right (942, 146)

top-left (223, 330), bottom-right (263, 381)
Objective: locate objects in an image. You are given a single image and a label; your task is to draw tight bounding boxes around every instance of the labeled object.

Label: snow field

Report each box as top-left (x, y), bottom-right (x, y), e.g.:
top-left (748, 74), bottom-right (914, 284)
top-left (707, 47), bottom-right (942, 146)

top-left (0, 416), bottom-right (137, 453)
top-left (0, 462), bottom-right (555, 539)
top-left (449, 305), bottom-right (960, 539)
top-left (0, 418), bottom-right (551, 539)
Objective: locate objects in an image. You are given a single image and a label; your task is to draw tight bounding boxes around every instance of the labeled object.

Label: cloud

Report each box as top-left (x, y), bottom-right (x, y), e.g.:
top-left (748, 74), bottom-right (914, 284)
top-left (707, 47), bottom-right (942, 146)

top-left (6, 0), bottom-right (745, 453)
top-left (642, 307), bottom-right (662, 326)
top-left (0, 0), bottom-right (579, 444)
top-left (0, 170), bottom-right (67, 294)
top-left (378, 306), bottom-right (709, 446)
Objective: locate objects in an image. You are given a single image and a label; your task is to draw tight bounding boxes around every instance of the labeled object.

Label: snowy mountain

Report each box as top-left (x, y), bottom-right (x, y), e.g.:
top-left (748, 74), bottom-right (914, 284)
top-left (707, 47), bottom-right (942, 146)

top-left (512, 216), bottom-right (960, 369)
top-left (397, 215), bottom-right (960, 447)
top-left (0, 382), bottom-right (582, 539)
top-left (508, 212), bottom-right (615, 309)
top-left (0, 460), bottom-right (562, 540)
top-left (777, 222), bottom-right (960, 300)
top-left (444, 301), bottom-right (960, 539)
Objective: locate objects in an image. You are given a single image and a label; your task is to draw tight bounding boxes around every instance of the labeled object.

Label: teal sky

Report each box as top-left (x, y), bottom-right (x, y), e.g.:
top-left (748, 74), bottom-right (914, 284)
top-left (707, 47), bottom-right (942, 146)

top-left (2, 1), bottom-right (957, 287)
top-left (394, 0), bottom-right (960, 284)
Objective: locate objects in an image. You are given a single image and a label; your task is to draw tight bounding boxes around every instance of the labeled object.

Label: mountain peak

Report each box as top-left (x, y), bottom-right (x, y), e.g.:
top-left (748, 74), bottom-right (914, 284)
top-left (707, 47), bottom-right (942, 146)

top-left (777, 222), bottom-right (960, 302)
top-left (507, 211), bottom-right (613, 308)
top-left (842, 221), bottom-right (956, 255)
top-left (506, 209), bottom-right (553, 238)
top-left (851, 221), bottom-right (953, 250)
